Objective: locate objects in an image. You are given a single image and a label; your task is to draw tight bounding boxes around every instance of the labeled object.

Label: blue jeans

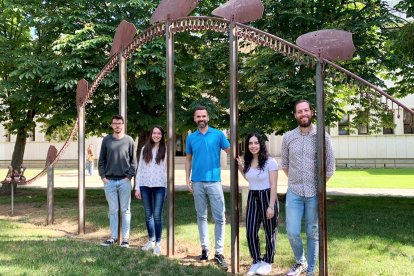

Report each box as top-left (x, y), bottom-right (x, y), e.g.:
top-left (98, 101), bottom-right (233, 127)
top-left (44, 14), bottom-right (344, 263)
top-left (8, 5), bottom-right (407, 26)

top-left (87, 161), bottom-right (94, 175)
top-left (192, 181), bottom-right (225, 255)
top-left (140, 186), bottom-right (166, 243)
top-left (285, 190), bottom-right (318, 272)
top-left (104, 178), bottom-right (132, 241)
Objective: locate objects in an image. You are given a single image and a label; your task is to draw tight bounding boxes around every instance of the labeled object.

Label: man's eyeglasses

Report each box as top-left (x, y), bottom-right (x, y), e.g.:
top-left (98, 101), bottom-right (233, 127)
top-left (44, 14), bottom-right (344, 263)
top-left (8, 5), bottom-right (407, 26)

top-left (111, 122), bottom-right (124, 125)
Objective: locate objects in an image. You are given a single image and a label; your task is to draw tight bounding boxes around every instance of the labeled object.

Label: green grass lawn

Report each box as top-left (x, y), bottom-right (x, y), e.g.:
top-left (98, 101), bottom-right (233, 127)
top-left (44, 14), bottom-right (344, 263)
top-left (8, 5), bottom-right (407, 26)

top-left (1, 188), bottom-right (413, 275)
top-left (328, 168), bottom-right (414, 189)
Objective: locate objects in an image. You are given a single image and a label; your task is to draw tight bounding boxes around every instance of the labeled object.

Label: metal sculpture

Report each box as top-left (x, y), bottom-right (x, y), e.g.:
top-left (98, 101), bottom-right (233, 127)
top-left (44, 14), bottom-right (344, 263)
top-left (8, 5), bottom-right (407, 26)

top-left (296, 29), bottom-right (356, 61)
top-left (2, 165), bottom-right (26, 216)
top-left (150, 0), bottom-right (197, 23)
top-left (21, 13), bottom-right (414, 191)
top-left (212, 0), bottom-right (264, 23)
top-left (212, 0), bottom-right (265, 271)
top-left (11, 2), bottom-right (413, 275)
top-left (165, 19), bottom-right (176, 257)
top-left (77, 79), bottom-right (88, 234)
top-left (297, 29), bottom-right (356, 275)
top-left (110, 20), bottom-right (137, 57)
top-left (110, 20), bottom-right (136, 132)
top-left (149, 0), bottom-right (199, 257)
top-left (46, 145), bottom-right (58, 225)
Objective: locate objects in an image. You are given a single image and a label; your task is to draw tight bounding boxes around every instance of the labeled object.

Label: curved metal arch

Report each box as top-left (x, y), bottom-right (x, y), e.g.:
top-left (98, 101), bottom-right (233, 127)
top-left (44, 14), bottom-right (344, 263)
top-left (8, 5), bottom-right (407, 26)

top-left (234, 22), bottom-right (318, 67)
top-left (85, 15), bottom-right (414, 116)
top-left (21, 15), bottom-right (414, 185)
top-left (231, 23), bottom-right (414, 116)
top-left (324, 60), bottom-right (414, 116)
top-left (18, 118), bottom-right (79, 185)
top-left (18, 23), bottom-right (167, 185)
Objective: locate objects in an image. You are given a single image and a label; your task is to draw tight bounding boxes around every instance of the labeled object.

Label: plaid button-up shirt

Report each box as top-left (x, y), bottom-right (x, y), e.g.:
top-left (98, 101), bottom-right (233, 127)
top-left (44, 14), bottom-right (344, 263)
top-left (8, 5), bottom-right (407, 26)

top-left (281, 124), bottom-right (335, 197)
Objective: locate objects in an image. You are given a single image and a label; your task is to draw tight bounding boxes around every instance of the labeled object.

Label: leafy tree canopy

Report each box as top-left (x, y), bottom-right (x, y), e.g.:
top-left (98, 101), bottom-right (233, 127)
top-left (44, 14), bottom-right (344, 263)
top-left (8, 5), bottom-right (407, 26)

top-left (1, 0), bottom-right (410, 154)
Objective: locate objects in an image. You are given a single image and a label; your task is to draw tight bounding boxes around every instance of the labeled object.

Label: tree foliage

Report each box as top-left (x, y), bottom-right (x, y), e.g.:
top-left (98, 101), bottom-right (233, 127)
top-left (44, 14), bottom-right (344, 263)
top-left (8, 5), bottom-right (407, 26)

top-left (238, 0), bottom-right (402, 134)
top-left (1, 0), bottom-right (411, 192)
top-left (385, 0), bottom-right (414, 98)
top-left (0, 0), bottom-right (66, 193)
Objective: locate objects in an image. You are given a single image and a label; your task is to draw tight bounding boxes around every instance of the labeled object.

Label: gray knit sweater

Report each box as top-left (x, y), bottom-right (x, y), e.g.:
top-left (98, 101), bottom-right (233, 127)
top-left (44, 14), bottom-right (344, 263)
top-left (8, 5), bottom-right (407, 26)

top-left (98, 134), bottom-right (137, 180)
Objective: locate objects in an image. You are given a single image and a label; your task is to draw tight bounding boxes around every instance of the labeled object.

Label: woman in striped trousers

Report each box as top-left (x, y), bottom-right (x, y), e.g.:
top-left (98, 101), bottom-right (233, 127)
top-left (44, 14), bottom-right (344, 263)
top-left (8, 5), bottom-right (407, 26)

top-left (237, 133), bottom-right (279, 275)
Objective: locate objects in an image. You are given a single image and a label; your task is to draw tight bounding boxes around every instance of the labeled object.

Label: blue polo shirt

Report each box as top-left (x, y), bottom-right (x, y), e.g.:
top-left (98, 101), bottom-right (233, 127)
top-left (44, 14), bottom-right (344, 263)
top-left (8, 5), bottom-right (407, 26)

top-left (186, 127), bottom-right (230, 182)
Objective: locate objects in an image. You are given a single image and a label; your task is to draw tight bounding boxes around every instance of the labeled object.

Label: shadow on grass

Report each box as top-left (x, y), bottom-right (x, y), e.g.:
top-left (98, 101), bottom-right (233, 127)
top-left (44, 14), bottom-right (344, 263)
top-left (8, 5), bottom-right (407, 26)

top-left (2, 189), bottom-right (414, 245)
top-left (0, 239), bottom-right (228, 275)
top-left (2, 188), bottom-right (414, 274)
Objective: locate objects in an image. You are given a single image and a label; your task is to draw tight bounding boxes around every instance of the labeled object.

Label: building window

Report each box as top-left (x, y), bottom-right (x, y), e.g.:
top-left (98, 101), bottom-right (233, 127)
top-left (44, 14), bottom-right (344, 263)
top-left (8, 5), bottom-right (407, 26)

top-left (383, 127), bottom-right (394, 134)
top-left (403, 109), bottom-right (414, 134)
top-left (358, 124), bottom-right (368, 135)
top-left (357, 111), bottom-right (369, 135)
top-left (338, 114), bottom-right (349, 135)
top-left (383, 111), bottom-right (394, 135)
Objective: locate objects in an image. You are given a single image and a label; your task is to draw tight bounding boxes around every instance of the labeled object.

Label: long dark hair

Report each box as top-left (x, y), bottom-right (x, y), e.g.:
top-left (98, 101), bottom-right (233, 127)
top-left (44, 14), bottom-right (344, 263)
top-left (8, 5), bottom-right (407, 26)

top-left (142, 125), bottom-right (166, 164)
top-left (243, 133), bottom-right (268, 174)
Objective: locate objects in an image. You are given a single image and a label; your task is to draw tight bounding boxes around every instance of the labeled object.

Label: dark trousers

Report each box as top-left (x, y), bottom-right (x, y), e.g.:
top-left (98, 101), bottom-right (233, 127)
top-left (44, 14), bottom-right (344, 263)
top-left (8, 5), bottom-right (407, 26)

top-left (246, 189), bottom-right (278, 264)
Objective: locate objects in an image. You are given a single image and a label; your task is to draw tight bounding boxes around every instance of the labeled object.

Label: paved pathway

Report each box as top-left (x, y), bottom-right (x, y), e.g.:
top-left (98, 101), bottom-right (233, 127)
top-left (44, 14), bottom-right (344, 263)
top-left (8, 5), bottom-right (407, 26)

top-left (21, 166), bottom-right (414, 197)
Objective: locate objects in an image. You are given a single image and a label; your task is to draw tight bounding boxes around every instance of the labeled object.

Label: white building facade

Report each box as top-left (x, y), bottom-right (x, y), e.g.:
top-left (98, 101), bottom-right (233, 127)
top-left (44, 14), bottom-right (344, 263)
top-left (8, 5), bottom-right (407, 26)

top-left (0, 125), bottom-right (103, 168)
top-left (1, 95), bottom-right (413, 169)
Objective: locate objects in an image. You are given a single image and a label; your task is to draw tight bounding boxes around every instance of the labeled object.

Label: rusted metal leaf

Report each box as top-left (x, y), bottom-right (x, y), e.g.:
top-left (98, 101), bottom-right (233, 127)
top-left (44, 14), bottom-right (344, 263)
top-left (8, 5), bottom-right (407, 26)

top-left (150, 0), bottom-right (198, 24)
top-left (76, 79), bottom-right (88, 107)
top-left (296, 29), bottom-right (355, 61)
top-left (46, 145), bottom-right (58, 165)
top-left (110, 20), bottom-right (137, 57)
top-left (212, 0), bottom-right (263, 23)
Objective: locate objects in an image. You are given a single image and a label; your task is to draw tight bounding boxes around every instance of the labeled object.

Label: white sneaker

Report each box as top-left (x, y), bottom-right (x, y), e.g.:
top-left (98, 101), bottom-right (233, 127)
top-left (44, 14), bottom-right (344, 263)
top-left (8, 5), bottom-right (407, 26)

top-left (142, 240), bottom-right (155, 251)
top-left (246, 261), bottom-right (262, 275)
top-left (256, 262), bottom-right (272, 275)
top-left (153, 242), bottom-right (161, 256)
top-left (120, 240), bottom-right (129, 248)
top-left (286, 261), bottom-right (308, 276)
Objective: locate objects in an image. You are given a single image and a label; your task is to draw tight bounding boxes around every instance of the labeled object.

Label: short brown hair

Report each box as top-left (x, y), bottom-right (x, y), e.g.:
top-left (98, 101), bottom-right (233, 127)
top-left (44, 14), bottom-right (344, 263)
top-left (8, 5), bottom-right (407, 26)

top-left (111, 115), bottom-right (124, 123)
top-left (294, 99), bottom-right (312, 113)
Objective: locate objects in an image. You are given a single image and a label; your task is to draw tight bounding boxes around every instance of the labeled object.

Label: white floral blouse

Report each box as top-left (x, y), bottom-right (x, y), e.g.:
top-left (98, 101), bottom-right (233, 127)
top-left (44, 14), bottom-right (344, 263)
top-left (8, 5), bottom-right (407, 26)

top-left (135, 146), bottom-right (167, 189)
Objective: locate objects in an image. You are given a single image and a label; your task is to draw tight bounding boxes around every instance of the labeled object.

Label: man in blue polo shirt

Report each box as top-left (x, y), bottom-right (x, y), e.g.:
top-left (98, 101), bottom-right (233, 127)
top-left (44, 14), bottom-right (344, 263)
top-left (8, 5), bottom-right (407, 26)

top-left (185, 106), bottom-right (230, 271)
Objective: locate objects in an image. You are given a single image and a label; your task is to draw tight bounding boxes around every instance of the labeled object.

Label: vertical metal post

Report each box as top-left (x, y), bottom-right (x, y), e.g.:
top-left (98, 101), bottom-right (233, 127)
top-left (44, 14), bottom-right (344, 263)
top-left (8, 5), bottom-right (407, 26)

top-left (229, 21), bottom-right (240, 274)
top-left (119, 51), bottom-right (128, 128)
top-left (316, 59), bottom-right (327, 275)
top-left (166, 19), bottom-right (175, 257)
top-left (78, 105), bottom-right (86, 234)
top-left (47, 162), bottom-right (54, 225)
top-left (118, 50), bottom-right (127, 245)
top-left (11, 182), bottom-right (14, 216)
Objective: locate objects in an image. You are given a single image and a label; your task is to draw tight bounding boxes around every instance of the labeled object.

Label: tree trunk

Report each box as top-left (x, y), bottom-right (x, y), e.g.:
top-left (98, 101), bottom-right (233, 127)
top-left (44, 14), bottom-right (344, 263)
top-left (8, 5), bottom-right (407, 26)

top-left (0, 129), bottom-right (27, 195)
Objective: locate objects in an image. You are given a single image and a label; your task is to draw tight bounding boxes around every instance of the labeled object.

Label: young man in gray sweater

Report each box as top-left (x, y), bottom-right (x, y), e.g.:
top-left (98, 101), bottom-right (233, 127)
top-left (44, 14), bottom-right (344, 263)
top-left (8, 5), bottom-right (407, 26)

top-left (99, 115), bottom-right (137, 248)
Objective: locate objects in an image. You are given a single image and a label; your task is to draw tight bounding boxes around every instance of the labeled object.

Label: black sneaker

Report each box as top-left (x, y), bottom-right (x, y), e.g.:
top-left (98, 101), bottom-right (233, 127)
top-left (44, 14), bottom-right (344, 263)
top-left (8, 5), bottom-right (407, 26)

top-left (120, 241), bottom-right (129, 248)
top-left (200, 249), bottom-right (209, 261)
top-left (214, 253), bottom-right (229, 271)
top-left (100, 238), bottom-right (117, 247)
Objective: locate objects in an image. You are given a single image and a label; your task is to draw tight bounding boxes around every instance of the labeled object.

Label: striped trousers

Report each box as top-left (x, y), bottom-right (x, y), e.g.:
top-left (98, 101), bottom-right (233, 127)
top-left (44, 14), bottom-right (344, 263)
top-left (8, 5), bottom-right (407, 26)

top-left (246, 189), bottom-right (279, 264)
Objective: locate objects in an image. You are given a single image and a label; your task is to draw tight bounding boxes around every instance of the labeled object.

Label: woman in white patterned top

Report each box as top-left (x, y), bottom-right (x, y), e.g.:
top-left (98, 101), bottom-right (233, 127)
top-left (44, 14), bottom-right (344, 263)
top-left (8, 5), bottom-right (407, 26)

top-left (135, 125), bottom-right (167, 256)
top-left (236, 133), bottom-right (278, 276)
